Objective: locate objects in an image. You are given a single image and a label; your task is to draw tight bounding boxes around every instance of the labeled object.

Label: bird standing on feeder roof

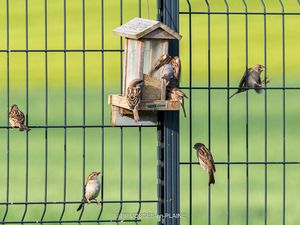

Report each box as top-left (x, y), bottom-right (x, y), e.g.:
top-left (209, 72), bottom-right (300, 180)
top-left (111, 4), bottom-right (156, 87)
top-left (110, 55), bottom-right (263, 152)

top-left (8, 104), bottom-right (30, 132)
top-left (151, 54), bottom-right (181, 86)
top-left (230, 64), bottom-right (270, 99)
top-left (167, 86), bottom-right (188, 118)
top-left (77, 171), bottom-right (101, 211)
top-left (193, 143), bottom-right (216, 185)
top-left (126, 79), bottom-right (144, 122)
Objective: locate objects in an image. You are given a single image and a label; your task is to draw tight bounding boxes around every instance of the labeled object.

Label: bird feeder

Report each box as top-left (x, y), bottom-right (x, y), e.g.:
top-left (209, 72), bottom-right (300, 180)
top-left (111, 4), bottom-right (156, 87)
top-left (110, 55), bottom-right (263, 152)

top-left (108, 17), bottom-right (182, 126)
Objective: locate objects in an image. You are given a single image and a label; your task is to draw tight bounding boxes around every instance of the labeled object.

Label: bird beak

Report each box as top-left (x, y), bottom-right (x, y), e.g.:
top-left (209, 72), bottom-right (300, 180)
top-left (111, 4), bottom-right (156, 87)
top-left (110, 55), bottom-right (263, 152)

top-left (97, 172), bottom-right (101, 176)
top-left (261, 65), bottom-right (265, 71)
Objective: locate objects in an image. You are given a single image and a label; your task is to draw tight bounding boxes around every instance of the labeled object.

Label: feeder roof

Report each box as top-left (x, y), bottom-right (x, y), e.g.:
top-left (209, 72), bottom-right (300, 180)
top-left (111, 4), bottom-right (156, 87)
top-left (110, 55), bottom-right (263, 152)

top-left (113, 17), bottom-right (182, 40)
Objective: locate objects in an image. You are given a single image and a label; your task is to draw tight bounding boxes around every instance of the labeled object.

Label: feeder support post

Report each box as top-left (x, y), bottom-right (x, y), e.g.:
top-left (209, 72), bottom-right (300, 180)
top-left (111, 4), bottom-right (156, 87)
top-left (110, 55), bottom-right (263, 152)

top-left (157, 1), bottom-right (180, 225)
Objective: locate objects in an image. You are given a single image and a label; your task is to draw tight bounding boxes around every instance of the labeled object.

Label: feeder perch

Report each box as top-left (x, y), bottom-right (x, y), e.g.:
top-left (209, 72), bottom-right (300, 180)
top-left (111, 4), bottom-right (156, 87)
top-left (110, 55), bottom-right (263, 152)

top-left (108, 17), bottom-right (182, 126)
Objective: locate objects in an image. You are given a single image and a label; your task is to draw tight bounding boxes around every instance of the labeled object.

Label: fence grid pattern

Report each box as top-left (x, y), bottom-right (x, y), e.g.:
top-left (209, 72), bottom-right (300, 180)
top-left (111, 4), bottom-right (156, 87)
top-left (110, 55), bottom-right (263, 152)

top-left (1, 0), bottom-right (158, 224)
top-left (180, 0), bottom-right (299, 225)
top-left (1, 0), bottom-right (299, 224)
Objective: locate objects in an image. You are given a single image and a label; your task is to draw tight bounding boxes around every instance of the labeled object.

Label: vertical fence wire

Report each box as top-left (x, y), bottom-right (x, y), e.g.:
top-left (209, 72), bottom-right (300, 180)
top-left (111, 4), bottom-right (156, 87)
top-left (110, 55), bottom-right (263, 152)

top-left (224, 1), bottom-right (230, 225)
top-left (97, 0), bottom-right (105, 221)
top-left (278, 1), bottom-right (286, 224)
top-left (260, 1), bottom-right (268, 225)
top-left (241, 1), bottom-right (249, 224)
top-left (135, 126), bottom-right (142, 223)
top-left (135, 3), bottom-right (142, 224)
top-left (59, 0), bottom-right (68, 223)
top-left (21, 0), bottom-right (30, 222)
top-left (185, 1), bottom-right (192, 224)
top-left (116, 0), bottom-right (124, 222)
top-left (204, 0), bottom-right (212, 224)
top-left (40, 0), bottom-right (49, 222)
top-left (78, 0), bottom-right (86, 222)
top-left (3, 0), bottom-right (10, 223)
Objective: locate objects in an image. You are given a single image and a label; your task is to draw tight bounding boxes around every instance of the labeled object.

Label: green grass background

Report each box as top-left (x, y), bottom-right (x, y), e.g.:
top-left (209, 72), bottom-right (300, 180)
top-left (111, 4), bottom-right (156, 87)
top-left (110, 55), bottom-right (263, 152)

top-left (0, 0), bottom-right (299, 224)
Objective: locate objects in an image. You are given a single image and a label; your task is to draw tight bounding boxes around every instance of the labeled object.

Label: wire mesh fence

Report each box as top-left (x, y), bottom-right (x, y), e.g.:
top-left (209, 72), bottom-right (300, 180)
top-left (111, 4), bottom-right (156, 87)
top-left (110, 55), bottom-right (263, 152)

top-left (0, 0), bottom-right (299, 225)
top-left (179, 0), bottom-right (300, 225)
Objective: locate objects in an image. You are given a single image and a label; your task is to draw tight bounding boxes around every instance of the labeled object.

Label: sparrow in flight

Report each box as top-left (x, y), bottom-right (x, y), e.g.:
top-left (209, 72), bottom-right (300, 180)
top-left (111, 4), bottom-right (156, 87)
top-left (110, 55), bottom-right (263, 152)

top-left (151, 54), bottom-right (181, 87)
top-left (230, 64), bottom-right (270, 99)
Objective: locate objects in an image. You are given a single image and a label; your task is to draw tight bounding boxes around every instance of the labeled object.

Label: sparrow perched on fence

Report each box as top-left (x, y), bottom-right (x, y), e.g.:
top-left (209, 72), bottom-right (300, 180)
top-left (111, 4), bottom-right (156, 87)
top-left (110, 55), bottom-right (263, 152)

top-left (193, 143), bottom-right (216, 185)
top-left (230, 64), bottom-right (270, 99)
top-left (8, 104), bottom-right (30, 132)
top-left (126, 79), bottom-right (144, 122)
top-left (151, 54), bottom-right (181, 86)
top-left (77, 171), bottom-right (101, 211)
top-left (167, 86), bottom-right (188, 117)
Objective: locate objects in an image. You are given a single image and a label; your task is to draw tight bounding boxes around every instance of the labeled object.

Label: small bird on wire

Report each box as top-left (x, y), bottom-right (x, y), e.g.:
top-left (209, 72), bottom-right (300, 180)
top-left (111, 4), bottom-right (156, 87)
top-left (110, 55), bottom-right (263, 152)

top-left (151, 54), bottom-right (181, 86)
top-left (126, 79), bottom-right (144, 122)
top-left (8, 104), bottom-right (30, 132)
top-left (193, 143), bottom-right (216, 185)
top-left (77, 171), bottom-right (101, 211)
top-left (230, 64), bottom-right (270, 99)
top-left (167, 86), bottom-right (188, 118)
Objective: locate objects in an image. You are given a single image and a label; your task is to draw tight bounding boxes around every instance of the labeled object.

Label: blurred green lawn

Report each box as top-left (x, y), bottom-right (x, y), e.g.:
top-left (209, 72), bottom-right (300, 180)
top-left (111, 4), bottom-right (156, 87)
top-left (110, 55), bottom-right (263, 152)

top-left (0, 0), bottom-right (300, 224)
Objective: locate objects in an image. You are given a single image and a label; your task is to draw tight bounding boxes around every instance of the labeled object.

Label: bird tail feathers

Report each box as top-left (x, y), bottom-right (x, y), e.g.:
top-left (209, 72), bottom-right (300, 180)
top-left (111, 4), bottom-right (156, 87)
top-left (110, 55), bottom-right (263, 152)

top-left (133, 106), bottom-right (140, 122)
top-left (229, 91), bottom-right (239, 99)
top-left (208, 172), bottom-right (215, 185)
top-left (19, 125), bottom-right (31, 132)
top-left (77, 202), bottom-right (84, 211)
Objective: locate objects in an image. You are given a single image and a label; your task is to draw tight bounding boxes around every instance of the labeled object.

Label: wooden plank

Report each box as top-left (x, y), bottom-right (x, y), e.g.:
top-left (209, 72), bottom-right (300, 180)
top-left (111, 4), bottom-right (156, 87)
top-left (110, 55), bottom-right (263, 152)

top-left (113, 18), bottom-right (160, 39)
top-left (112, 17), bottom-right (182, 40)
top-left (122, 38), bottom-right (129, 95)
top-left (109, 95), bottom-right (181, 111)
top-left (113, 110), bottom-right (158, 126)
top-left (142, 74), bottom-right (161, 100)
top-left (142, 28), bottom-right (176, 39)
top-left (125, 39), bottom-right (144, 95)
top-left (110, 105), bottom-right (119, 126)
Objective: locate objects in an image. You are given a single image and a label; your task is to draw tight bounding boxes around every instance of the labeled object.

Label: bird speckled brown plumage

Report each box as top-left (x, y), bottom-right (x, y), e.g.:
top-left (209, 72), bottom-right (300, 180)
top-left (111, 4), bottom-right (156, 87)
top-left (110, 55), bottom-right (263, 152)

top-left (151, 54), bottom-right (181, 86)
top-left (167, 86), bottom-right (188, 117)
top-left (8, 104), bottom-right (30, 132)
top-left (193, 143), bottom-right (216, 185)
top-left (230, 64), bottom-right (270, 99)
top-left (77, 171), bottom-right (101, 211)
top-left (126, 79), bottom-right (144, 122)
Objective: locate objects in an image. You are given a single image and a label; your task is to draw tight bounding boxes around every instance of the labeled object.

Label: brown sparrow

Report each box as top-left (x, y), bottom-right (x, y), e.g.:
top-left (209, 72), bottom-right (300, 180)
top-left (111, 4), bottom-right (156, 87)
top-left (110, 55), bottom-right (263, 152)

top-left (151, 54), bottom-right (181, 86)
top-left (126, 79), bottom-right (144, 122)
top-left (77, 171), bottom-right (101, 211)
top-left (8, 104), bottom-right (30, 132)
top-left (193, 143), bottom-right (216, 185)
top-left (167, 86), bottom-right (188, 118)
top-left (230, 64), bottom-right (270, 99)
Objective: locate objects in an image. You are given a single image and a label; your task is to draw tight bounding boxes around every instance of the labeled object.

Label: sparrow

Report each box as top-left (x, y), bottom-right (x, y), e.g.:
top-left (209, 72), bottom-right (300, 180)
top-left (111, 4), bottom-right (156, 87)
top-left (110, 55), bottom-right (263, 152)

top-left (193, 143), bottom-right (216, 185)
top-left (230, 64), bottom-right (270, 99)
top-left (126, 79), bottom-right (144, 122)
top-left (151, 54), bottom-right (181, 87)
top-left (77, 171), bottom-right (101, 211)
top-left (8, 104), bottom-right (30, 132)
top-left (167, 86), bottom-right (188, 118)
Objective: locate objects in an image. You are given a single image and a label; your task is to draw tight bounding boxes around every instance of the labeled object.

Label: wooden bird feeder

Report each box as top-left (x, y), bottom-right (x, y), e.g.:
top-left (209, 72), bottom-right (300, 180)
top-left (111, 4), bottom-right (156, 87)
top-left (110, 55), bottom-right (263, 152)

top-left (108, 17), bottom-right (182, 126)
